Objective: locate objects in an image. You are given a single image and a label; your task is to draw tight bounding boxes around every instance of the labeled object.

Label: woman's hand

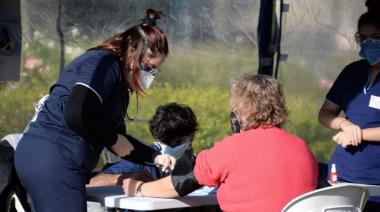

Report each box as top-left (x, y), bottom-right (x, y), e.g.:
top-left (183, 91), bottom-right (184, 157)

top-left (339, 120), bottom-right (362, 146)
top-left (123, 178), bottom-right (142, 196)
top-left (154, 154), bottom-right (176, 172)
top-left (333, 132), bottom-right (350, 148)
top-left (110, 134), bottom-right (134, 157)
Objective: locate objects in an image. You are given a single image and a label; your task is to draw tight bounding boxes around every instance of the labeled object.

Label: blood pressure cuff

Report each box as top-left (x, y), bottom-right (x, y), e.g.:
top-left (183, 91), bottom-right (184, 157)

top-left (171, 144), bottom-right (201, 197)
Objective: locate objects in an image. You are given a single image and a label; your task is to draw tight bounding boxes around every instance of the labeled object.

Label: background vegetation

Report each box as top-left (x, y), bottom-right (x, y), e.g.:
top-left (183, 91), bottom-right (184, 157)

top-left (0, 37), bottom-right (336, 164)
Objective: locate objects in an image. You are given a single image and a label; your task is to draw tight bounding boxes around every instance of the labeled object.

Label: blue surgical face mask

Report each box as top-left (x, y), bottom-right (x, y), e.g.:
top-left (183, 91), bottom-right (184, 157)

top-left (359, 39), bottom-right (380, 65)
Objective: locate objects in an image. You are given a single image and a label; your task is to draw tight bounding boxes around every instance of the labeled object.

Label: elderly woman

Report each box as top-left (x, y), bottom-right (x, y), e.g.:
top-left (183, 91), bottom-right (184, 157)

top-left (123, 75), bottom-right (318, 212)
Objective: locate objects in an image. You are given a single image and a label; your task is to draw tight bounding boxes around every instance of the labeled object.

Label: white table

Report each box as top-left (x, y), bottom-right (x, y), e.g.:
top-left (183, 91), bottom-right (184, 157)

top-left (86, 186), bottom-right (219, 211)
top-left (331, 183), bottom-right (380, 196)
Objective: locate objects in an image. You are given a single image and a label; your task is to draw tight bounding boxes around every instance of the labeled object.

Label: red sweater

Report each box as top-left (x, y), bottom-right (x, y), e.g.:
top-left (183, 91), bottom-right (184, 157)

top-left (194, 127), bottom-right (318, 212)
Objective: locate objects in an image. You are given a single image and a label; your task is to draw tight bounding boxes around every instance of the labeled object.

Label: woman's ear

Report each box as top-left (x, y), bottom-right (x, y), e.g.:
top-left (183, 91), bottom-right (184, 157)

top-left (141, 55), bottom-right (152, 64)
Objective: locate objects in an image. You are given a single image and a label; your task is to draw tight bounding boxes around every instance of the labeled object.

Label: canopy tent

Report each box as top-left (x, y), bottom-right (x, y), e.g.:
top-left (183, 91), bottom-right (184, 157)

top-left (1, 0), bottom-right (366, 82)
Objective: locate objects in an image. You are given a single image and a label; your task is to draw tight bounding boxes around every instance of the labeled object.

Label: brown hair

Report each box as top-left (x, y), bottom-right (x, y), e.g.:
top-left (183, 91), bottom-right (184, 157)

top-left (229, 75), bottom-right (288, 131)
top-left (89, 9), bottom-right (169, 95)
top-left (366, 0), bottom-right (380, 12)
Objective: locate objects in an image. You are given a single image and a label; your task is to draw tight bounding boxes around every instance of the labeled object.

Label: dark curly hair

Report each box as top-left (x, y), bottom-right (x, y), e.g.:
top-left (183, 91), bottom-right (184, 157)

top-left (149, 103), bottom-right (198, 145)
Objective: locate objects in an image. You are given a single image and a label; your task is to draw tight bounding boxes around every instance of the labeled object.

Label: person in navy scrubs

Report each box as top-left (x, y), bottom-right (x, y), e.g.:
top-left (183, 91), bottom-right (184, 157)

top-left (318, 12), bottom-right (380, 211)
top-left (14, 9), bottom-right (174, 212)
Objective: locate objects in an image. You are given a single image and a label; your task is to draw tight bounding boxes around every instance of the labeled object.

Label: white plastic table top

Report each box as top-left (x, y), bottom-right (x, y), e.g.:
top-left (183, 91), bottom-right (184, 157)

top-left (330, 182), bottom-right (380, 196)
top-left (86, 185), bottom-right (219, 210)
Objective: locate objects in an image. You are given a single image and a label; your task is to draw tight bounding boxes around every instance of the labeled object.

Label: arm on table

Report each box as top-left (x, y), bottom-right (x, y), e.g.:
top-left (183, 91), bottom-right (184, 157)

top-left (124, 136), bottom-right (238, 197)
top-left (127, 136), bottom-right (239, 198)
top-left (88, 171), bottom-right (154, 187)
top-left (122, 145), bottom-right (200, 198)
top-left (123, 175), bottom-right (179, 198)
top-left (194, 135), bottom-right (237, 187)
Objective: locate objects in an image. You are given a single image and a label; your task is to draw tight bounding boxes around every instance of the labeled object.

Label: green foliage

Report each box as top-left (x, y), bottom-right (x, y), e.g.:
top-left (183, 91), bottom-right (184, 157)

top-left (0, 40), bottom-right (337, 163)
top-left (277, 59), bottom-right (339, 162)
top-left (0, 38), bottom-right (59, 135)
top-left (157, 43), bottom-right (258, 87)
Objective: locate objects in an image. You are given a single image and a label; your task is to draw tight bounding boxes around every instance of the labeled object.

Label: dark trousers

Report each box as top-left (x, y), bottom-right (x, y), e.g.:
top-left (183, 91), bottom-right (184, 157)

top-left (15, 132), bottom-right (99, 212)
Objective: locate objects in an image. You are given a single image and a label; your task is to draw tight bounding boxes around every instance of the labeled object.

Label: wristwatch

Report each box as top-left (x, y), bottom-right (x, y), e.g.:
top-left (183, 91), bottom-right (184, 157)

top-left (135, 182), bottom-right (145, 197)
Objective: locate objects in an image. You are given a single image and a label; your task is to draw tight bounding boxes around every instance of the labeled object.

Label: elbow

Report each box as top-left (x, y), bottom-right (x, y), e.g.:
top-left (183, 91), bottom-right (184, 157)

top-left (318, 106), bottom-right (333, 127)
top-left (172, 174), bottom-right (202, 197)
top-left (318, 107), bottom-right (338, 128)
top-left (317, 109), bottom-right (324, 125)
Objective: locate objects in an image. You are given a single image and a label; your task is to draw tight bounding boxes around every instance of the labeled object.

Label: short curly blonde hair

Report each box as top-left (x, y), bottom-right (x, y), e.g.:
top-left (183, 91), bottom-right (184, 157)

top-left (230, 75), bottom-right (288, 131)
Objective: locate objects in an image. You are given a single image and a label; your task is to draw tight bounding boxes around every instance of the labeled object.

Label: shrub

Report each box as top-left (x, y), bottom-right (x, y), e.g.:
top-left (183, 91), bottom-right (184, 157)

top-left (0, 40), bottom-right (336, 164)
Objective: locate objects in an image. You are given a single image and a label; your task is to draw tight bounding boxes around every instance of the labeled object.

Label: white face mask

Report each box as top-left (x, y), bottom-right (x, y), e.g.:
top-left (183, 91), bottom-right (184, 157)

top-left (154, 138), bottom-right (191, 158)
top-left (139, 63), bottom-right (157, 90)
top-left (139, 70), bottom-right (155, 90)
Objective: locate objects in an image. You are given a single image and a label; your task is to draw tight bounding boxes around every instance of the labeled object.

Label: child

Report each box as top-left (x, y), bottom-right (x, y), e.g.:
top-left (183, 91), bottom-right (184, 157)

top-left (88, 102), bottom-right (198, 186)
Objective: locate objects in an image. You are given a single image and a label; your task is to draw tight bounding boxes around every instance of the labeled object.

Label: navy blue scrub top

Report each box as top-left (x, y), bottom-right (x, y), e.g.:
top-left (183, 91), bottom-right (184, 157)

top-left (26, 50), bottom-right (128, 153)
top-left (327, 59), bottom-right (380, 185)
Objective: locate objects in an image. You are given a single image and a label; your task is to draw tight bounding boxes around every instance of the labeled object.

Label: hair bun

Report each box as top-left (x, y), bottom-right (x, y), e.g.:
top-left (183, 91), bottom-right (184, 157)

top-left (142, 9), bottom-right (161, 27)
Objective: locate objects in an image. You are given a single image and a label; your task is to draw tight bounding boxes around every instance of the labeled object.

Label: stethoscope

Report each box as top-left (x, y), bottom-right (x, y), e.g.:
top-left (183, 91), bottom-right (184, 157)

top-left (363, 67), bottom-right (380, 95)
top-left (123, 89), bottom-right (148, 123)
top-left (124, 88), bottom-right (139, 122)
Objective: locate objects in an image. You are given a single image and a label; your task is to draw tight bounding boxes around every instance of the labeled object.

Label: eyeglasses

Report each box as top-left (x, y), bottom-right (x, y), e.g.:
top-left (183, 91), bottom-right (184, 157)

top-left (355, 33), bottom-right (380, 44)
top-left (139, 63), bottom-right (159, 76)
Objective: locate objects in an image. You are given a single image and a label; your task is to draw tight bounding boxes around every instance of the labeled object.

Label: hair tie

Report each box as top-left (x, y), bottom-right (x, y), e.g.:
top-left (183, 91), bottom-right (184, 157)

top-left (141, 15), bottom-right (156, 27)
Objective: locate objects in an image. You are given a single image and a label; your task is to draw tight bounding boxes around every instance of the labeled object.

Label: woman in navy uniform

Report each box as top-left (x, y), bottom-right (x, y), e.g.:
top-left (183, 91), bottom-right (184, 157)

top-left (14, 9), bottom-right (173, 212)
top-left (319, 12), bottom-right (380, 211)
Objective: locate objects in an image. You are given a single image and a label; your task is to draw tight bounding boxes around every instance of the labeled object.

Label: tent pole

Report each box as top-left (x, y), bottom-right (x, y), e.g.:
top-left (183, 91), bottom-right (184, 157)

top-left (257, 0), bottom-right (277, 76)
